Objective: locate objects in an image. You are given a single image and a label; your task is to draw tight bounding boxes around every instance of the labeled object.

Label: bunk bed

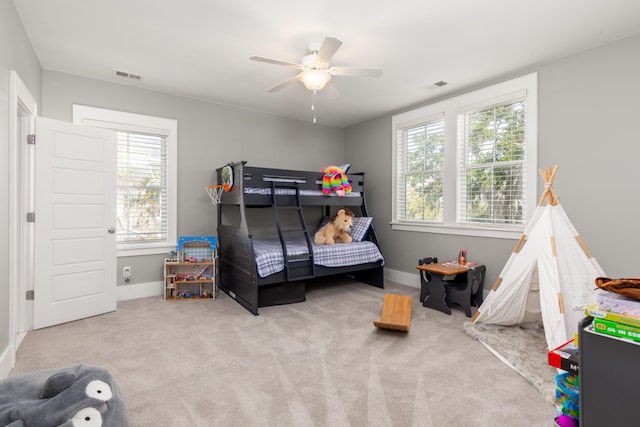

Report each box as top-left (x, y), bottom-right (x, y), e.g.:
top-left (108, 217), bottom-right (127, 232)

top-left (215, 161), bottom-right (385, 315)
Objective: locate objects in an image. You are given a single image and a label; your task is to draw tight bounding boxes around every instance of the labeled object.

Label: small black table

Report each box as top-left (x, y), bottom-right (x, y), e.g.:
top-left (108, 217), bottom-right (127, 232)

top-left (417, 262), bottom-right (482, 315)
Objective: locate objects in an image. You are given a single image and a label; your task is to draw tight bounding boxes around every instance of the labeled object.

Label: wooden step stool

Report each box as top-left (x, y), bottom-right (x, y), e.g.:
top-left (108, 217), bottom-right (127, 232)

top-left (373, 293), bottom-right (412, 332)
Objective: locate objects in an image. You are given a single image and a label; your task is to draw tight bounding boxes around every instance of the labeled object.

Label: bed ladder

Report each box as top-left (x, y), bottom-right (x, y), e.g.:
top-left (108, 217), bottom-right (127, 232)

top-left (271, 182), bottom-right (315, 281)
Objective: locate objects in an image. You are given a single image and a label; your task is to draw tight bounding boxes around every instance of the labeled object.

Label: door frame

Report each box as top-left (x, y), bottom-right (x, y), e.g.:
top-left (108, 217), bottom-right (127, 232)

top-left (8, 71), bottom-right (37, 370)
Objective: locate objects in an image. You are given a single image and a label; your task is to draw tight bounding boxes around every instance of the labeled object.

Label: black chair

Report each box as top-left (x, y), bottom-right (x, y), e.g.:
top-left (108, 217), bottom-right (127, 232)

top-left (418, 257), bottom-right (438, 303)
top-left (445, 265), bottom-right (486, 317)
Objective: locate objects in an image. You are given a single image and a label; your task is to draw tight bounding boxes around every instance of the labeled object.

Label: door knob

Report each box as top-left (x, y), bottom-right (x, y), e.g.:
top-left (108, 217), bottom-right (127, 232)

top-left (108, 227), bottom-right (116, 234)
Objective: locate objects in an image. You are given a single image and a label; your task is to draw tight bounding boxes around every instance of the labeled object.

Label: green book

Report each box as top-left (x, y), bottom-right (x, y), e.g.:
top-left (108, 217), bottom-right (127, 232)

top-left (592, 317), bottom-right (640, 343)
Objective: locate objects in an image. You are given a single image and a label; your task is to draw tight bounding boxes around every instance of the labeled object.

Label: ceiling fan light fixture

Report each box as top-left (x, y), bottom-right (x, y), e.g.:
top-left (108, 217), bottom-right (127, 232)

top-left (299, 69), bottom-right (332, 91)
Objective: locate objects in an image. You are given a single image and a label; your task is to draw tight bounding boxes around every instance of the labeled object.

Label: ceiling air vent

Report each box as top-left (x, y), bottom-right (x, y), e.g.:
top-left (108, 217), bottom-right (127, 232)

top-left (114, 69), bottom-right (142, 80)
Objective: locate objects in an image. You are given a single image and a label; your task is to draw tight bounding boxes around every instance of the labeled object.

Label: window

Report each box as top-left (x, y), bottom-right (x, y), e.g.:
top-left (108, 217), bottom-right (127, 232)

top-left (73, 105), bottom-right (177, 256)
top-left (392, 73), bottom-right (537, 239)
top-left (457, 98), bottom-right (527, 225)
top-left (395, 114), bottom-right (445, 222)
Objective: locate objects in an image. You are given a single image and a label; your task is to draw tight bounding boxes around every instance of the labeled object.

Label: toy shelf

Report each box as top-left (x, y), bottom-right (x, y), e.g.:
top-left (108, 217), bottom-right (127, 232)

top-left (164, 236), bottom-right (218, 300)
top-left (164, 261), bottom-right (217, 300)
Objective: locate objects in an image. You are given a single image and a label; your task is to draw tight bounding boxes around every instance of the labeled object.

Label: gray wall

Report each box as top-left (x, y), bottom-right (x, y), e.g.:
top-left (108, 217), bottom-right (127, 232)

top-left (42, 70), bottom-right (345, 286)
top-left (345, 33), bottom-right (640, 288)
top-left (0, 0), bottom-right (42, 371)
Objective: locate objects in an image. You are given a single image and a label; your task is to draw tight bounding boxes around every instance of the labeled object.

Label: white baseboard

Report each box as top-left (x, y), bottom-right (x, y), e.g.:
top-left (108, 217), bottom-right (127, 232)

top-left (0, 344), bottom-right (15, 379)
top-left (384, 268), bottom-right (420, 289)
top-left (117, 269), bottom-right (468, 300)
top-left (16, 332), bottom-right (26, 349)
top-left (117, 272), bottom-right (421, 300)
top-left (117, 281), bottom-right (163, 301)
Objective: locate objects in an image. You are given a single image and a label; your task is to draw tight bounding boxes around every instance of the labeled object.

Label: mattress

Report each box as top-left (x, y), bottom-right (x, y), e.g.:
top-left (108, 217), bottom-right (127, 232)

top-left (253, 237), bottom-right (384, 278)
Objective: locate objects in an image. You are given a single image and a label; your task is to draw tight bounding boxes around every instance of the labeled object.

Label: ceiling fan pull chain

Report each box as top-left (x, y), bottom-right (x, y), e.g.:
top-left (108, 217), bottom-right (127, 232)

top-left (312, 89), bottom-right (317, 123)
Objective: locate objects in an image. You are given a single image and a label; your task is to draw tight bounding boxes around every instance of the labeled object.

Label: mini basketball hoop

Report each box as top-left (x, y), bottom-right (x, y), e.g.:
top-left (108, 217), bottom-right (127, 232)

top-left (206, 164), bottom-right (234, 206)
top-left (205, 184), bottom-right (228, 206)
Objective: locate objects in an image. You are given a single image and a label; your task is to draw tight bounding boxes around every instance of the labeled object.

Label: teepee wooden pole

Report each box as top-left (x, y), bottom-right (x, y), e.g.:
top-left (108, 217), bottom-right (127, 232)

top-left (548, 165), bottom-right (560, 205)
top-left (537, 165), bottom-right (560, 206)
top-left (537, 168), bottom-right (549, 206)
top-left (576, 235), bottom-right (594, 259)
top-left (514, 234), bottom-right (527, 253)
top-left (557, 292), bottom-right (565, 314)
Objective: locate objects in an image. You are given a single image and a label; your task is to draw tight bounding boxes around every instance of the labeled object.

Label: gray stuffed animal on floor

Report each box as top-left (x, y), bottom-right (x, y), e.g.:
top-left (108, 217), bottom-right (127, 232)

top-left (0, 364), bottom-right (128, 427)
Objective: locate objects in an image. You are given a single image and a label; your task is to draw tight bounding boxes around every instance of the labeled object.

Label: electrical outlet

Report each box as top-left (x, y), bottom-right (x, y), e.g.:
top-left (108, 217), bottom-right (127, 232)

top-left (123, 266), bottom-right (132, 282)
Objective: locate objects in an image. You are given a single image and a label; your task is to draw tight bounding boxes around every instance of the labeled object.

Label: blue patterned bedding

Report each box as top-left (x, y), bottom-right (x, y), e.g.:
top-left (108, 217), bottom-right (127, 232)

top-left (254, 238), bottom-right (384, 278)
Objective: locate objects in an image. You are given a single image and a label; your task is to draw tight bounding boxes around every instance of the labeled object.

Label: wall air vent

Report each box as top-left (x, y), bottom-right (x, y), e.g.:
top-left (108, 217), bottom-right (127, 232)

top-left (114, 69), bottom-right (142, 80)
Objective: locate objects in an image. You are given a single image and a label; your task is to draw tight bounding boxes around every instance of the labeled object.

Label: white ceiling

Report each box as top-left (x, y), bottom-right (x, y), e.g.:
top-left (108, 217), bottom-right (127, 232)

top-left (13, 0), bottom-right (640, 128)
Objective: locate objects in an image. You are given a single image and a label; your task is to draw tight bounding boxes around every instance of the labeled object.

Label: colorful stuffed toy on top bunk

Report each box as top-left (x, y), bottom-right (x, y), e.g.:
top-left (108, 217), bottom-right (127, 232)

top-left (320, 165), bottom-right (352, 197)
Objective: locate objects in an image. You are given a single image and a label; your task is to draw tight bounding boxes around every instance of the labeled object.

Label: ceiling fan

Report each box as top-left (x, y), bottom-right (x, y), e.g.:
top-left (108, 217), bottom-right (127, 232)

top-left (250, 36), bottom-right (383, 94)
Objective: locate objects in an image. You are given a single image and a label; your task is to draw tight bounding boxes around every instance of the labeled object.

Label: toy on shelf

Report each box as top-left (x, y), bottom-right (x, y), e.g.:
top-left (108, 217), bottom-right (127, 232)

top-left (164, 236), bottom-right (218, 300)
top-left (458, 249), bottom-right (467, 265)
top-left (176, 236), bottom-right (217, 263)
top-left (554, 372), bottom-right (579, 426)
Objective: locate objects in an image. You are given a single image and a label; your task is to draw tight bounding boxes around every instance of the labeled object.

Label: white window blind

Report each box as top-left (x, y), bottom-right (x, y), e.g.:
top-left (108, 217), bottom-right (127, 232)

top-left (457, 97), bottom-right (527, 225)
top-left (116, 130), bottom-right (168, 242)
top-left (395, 116), bottom-right (445, 222)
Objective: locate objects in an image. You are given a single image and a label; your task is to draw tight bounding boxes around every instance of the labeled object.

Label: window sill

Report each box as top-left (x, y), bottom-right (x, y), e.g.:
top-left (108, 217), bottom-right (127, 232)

top-left (390, 222), bottom-right (522, 239)
top-left (117, 242), bottom-right (176, 257)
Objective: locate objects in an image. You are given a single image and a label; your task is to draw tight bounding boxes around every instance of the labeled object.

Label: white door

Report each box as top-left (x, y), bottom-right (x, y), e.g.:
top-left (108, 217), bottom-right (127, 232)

top-left (33, 117), bottom-right (117, 329)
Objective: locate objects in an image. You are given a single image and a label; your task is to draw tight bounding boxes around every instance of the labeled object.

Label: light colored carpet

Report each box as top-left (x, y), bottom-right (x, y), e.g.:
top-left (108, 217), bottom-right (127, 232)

top-left (11, 279), bottom-right (556, 426)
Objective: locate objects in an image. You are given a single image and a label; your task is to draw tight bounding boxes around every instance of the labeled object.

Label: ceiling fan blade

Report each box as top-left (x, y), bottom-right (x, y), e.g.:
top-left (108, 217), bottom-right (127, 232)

top-left (329, 66), bottom-right (383, 78)
top-left (250, 56), bottom-right (303, 69)
top-left (314, 37), bottom-right (343, 66)
top-left (267, 75), bottom-right (301, 92)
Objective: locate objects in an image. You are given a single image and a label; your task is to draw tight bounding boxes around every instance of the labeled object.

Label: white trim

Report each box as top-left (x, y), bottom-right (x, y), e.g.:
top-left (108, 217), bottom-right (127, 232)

top-left (390, 222), bottom-right (522, 239)
top-left (455, 89), bottom-right (528, 114)
top-left (392, 73), bottom-right (538, 237)
top-left (117, 244), bottom-right (177, 257)
top-left (8, 71), bottom-right (37, 373)
top-left (117, 281), bottom-right (163, 301)
top-left (0, 345), bottom-right (14, 379)
top-left (384, 267), bottom-right (420, 289)
top-left (15, 332), bottom-right (27, 349)
top-left (72, 105), bottom-right (178, 256)
top-left (79, 118), bottom-right (170, 137)
top-left (393, 111), bottom-right (445, 131)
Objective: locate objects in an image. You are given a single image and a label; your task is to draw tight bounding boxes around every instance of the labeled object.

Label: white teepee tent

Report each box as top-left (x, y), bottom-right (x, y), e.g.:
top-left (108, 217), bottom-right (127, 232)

top-left (472, 166), bottom-right (605, 350)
